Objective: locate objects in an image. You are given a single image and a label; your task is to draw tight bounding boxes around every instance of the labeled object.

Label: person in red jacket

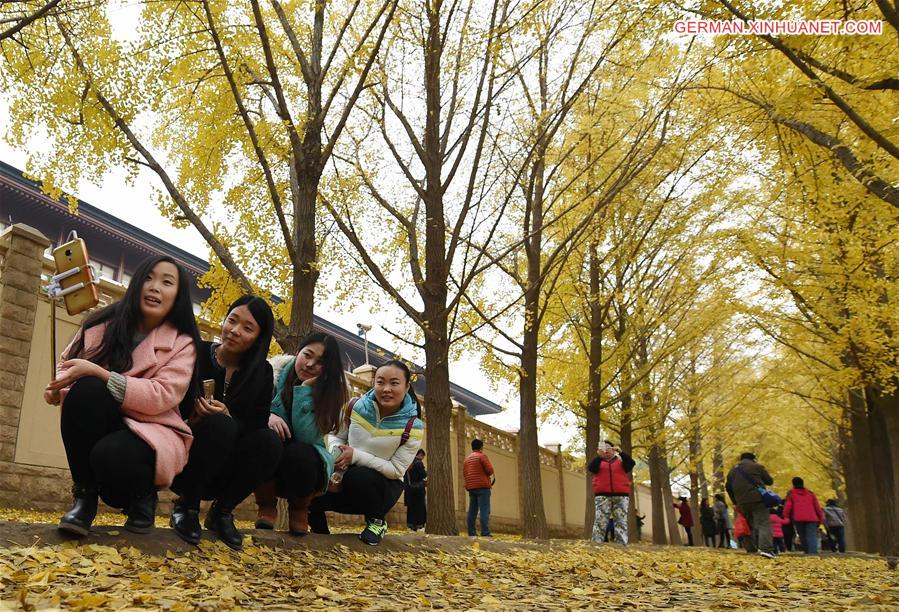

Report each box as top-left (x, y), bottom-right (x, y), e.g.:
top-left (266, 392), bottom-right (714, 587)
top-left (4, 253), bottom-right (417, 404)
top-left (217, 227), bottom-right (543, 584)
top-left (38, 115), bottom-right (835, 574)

top-left (769, 506), bottom-right (786, 553)
top-left (783, 477), bottom-right (824, 554)
top-left (463, 439), bottom-right (495, 536)
top-left (733, 508), bottom-right (754, 551)
top-left (587, 441), bottom-right (635, 544)
top-left (674, 496), bottom-right (695, 546)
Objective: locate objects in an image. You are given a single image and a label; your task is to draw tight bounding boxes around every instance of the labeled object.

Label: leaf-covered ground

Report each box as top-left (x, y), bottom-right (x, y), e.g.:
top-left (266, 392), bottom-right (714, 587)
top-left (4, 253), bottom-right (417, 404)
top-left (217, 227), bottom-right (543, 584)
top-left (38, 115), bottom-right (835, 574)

top-left (0, 510), bottom-right (896, 610)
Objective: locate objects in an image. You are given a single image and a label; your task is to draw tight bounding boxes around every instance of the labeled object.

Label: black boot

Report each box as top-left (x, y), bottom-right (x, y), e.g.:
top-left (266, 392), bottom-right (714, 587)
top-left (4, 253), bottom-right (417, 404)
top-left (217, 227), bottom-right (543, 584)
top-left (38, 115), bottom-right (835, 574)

top-left (170, 497), bottom-right (201, 545)
top-left (204, 501), bottom-right (243, 550)
top-left (58, 484), bottom-right (98, 536)
top-left (124, 489), bottom-right (158, 534)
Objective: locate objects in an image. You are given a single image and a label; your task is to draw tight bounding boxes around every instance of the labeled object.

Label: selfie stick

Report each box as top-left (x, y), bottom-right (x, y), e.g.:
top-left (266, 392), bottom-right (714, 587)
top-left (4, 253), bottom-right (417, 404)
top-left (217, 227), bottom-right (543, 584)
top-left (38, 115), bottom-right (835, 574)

top-left (44, 231), bottom-right (99, 380)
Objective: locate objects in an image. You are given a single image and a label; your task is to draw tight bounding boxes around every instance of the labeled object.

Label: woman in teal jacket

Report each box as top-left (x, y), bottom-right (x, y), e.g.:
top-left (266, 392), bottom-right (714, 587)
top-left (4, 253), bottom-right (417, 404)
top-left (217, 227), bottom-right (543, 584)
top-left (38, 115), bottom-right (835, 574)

top-left (254, 333), bottom-right (347, 535)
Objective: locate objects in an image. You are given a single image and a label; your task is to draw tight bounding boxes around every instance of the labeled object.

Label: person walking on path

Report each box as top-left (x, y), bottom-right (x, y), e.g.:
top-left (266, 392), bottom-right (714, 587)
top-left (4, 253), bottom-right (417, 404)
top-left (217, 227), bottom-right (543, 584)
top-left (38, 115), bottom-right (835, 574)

top-left (404, 449), bottom-right (427, 531)
top-left (587, 441), bottom-right (635, 545)
top-left (783, 477), bottom-right (824, 554)
top-left (700, 498), bottom-right (717, 547)
top-left (713, 493), bottom-right (732, 548)
top-left (769, 507), bottom-right (786, 553)
top-left (675, 496), bottom-right (695, 546)
top-left (726, 452), bottom-right (776, 558)
top-left (464, 439), bottom-right (495, 536)
top-left (823, 499), bottom-right (847, 553)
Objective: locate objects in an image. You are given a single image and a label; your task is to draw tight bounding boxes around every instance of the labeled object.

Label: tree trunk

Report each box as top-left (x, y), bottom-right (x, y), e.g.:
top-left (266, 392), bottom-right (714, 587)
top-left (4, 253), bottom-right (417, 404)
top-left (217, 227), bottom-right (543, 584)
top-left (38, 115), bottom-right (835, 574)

top-left (872, 385), bottom-right (899, 555)
top-left (274, 151), bottom-right (322, 353)
top-left (519, 310), bottom-right (548, 539)
top-left (648, 442), bottom-right (667, 545)
top-left (418, 0), bottom-right (457, 537)
top-left (662, 453), bottom-right (682, 546)
top-left (422, 317), bottom-right (457, 535)
top-left (619, 391), bottom-right (636, 538)
top-left (844, 389), bottom-right (877, 552)
top-left (583, 242), bottom-right (602, 538)
top-left (712, 441), bottom-right (724, 494)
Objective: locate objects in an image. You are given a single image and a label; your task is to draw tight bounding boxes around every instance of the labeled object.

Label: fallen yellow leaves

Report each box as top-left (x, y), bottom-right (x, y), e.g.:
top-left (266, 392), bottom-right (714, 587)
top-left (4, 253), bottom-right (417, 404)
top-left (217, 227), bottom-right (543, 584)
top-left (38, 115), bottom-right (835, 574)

top-left (0, 519), bottom-right (897, 609)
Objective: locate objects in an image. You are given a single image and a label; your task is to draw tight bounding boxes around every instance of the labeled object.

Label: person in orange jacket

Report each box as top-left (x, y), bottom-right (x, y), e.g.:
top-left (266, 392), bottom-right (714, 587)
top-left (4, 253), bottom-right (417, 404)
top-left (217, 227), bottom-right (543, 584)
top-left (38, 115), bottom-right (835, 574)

top-left (463, 439), bottom-right (495, 536)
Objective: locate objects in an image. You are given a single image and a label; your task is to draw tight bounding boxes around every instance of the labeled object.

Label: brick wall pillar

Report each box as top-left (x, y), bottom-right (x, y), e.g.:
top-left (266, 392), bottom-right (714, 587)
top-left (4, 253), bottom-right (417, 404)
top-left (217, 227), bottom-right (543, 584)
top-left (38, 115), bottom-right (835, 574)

top-left (0, 224), bottom-right (51, 463)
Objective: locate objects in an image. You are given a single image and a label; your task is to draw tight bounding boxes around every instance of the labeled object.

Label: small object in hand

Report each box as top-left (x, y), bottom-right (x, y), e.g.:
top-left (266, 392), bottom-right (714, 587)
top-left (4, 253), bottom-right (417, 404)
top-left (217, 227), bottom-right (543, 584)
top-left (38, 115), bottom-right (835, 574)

top-left (329, 447), bottom-right (346, 492)
top-left (203, 379), bottom-right (215, 400)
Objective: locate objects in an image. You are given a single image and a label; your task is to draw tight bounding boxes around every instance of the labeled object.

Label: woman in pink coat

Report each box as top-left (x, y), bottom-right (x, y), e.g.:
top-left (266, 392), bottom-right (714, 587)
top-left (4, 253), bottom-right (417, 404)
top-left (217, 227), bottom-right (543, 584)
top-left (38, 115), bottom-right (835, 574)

top-left (783, 476), bottom-right (825, 554)
top-left (45, 256), bottom-right (200, 537)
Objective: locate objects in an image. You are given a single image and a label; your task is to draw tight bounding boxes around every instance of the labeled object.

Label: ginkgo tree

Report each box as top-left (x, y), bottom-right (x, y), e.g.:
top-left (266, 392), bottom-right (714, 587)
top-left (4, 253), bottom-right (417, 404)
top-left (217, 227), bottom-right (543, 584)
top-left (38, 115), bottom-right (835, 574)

top-left (0, 0), bottom-right (397, 351)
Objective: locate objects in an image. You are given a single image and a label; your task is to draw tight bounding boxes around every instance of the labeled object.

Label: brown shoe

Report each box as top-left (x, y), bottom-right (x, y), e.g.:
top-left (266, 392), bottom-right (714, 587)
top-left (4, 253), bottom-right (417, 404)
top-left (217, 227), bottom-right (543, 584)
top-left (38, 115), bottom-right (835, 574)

top-left (288, 495), bottom-right (314, 536)
top-left (254, 481), bottom-right (278, 529)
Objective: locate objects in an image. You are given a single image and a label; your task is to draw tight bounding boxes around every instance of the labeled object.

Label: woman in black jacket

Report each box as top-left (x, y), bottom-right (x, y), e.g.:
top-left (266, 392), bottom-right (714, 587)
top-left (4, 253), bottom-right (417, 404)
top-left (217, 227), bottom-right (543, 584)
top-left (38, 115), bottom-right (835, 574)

top-left (700, 497), bottom-right (717, 547)
top-left (169, 296), bottom-right (281, 550)
top-left (404, 449), bottom-right (427, 531)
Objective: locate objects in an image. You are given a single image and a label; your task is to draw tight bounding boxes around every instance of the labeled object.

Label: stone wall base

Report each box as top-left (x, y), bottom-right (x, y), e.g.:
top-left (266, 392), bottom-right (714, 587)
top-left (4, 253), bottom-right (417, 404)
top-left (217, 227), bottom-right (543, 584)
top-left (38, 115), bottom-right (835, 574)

top-left (1, 460), bottom-right (580, 537)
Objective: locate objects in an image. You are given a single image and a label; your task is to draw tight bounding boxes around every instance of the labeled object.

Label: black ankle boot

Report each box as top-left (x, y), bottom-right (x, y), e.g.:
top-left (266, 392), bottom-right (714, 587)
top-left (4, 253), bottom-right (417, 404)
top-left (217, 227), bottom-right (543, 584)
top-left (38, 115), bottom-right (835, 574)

top-left (58, 484), bottom-right (98, 536)
top-left (170, 497), bottom-right (201, 545)
top-left (124, 489), bottom-right (158, 534)
top-left (204, 501), bottom-right (243, 550)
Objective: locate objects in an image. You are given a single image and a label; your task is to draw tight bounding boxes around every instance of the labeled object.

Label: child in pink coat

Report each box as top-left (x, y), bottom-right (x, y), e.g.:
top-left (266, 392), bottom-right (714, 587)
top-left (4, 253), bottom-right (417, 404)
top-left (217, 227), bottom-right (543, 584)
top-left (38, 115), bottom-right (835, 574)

top-left (45, 256), bottom-right (200, 537)
top-left (769, 507), bottom-right (786, 553)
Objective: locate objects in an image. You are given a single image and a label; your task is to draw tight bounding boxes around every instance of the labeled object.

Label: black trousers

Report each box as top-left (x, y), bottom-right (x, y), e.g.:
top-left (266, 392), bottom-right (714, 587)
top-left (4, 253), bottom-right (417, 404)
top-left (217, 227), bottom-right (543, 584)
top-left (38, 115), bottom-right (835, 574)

top-left (171, 413), bottom-right (282, 508)
top-left (60, 377), bottom-right (156, 509)
top-left (309, 466), bottom-right (404, 533)
top-left (272, 439), bottom-right (325, 499)
top-left (405, 489), bottom-right (426, 527)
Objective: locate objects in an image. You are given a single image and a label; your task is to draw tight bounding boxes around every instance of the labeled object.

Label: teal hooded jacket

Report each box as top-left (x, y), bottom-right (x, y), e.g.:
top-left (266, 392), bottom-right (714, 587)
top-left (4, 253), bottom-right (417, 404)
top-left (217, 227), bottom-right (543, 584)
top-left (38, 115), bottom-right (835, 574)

top-left (270, 357), bottom-right (334, 493)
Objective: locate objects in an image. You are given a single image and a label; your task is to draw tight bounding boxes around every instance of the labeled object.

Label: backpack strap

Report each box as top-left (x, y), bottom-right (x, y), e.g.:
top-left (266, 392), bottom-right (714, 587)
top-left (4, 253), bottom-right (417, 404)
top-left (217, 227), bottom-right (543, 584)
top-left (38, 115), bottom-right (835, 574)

top-left (398, 416), bottom-right (417, 449)
top-left (344, 397), bottom-right (359, 429)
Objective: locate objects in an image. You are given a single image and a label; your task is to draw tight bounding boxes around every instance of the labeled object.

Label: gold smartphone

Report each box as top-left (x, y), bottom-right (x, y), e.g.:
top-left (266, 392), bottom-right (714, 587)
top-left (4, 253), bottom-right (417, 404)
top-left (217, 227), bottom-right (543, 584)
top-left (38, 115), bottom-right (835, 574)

top-left (51, 238), bottom-right (100, 315)
top-left (202, 379), bottom-right (215, 401)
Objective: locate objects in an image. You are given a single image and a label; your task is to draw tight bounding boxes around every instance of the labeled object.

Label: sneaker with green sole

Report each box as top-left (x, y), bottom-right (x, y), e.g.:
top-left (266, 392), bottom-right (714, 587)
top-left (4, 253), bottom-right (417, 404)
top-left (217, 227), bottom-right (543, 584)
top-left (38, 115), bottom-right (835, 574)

top-left (360, 518), bottom-right (387, 545)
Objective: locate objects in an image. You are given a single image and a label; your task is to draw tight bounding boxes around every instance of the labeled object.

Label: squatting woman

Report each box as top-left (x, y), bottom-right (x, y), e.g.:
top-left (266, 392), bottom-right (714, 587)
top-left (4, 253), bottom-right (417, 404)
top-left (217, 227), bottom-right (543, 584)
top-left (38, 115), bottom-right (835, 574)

top-left (46, 255), bottom-right (200, 536)
top-left (169, 296), bottom-right (281, 550)
top-left (309, 360), bottom-right (424, 545)
top-left (254, 333), bottom-right (347, 536)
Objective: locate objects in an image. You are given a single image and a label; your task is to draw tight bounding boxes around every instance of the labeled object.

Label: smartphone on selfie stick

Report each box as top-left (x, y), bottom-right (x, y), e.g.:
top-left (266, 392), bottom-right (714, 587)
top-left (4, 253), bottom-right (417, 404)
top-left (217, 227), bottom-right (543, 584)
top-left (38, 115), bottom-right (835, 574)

top-left (45, 231), bottom-right (100, 380)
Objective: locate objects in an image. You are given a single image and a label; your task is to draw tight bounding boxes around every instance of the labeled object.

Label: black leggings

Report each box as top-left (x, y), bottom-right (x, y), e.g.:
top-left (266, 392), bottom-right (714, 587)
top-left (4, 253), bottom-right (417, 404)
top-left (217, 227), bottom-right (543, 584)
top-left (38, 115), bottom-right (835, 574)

top-left (309, 466), bottom-right (404, 532)
top-left (171, 413), bottom-right (282, 507)
top-left (60, 377), bottom-right (156, 508)
top-left (272, 439), bottom-right (325, 499)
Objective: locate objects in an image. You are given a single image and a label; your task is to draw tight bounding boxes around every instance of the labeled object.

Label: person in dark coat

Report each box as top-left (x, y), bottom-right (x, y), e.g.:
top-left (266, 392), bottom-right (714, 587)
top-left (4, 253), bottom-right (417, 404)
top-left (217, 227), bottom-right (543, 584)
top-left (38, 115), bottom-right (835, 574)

top-left (674, 496), bottom-right (695, 546)
top-left (700, 497), bottom-right (717, 547)
top-left (726, 452), bottom-right (776, 558)
top-left (404, 449), bottom-right (427, 531)
top-left (170, 296), bottom-right (280, 550)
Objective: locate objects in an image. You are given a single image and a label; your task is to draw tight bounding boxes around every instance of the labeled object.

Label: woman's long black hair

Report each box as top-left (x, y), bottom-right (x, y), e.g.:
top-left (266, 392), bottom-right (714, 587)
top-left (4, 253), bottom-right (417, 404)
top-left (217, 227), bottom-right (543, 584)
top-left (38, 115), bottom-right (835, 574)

top-left (281, 332), bottom-right (347, 434)
top-left (376, 359), bottom-right (421, 418)
top-left (222, 295), bottom-right (274, 405)
top-left (65, 255), bottom-right (202, 401)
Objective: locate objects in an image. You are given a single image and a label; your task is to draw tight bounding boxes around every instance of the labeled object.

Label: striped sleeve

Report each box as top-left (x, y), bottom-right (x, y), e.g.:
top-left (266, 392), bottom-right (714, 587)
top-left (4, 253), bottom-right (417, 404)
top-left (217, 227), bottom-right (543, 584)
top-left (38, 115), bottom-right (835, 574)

top-left (106, 372), bottom-right (127, 404)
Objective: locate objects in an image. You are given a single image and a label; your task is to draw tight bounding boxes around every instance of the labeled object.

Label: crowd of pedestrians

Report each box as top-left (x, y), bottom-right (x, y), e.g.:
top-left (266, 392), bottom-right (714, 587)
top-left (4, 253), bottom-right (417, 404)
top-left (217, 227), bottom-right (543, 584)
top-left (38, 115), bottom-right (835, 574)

top-left (716, 453), bottom-right (847, 557)
top-left (585, 445), bottom-right (849, 557)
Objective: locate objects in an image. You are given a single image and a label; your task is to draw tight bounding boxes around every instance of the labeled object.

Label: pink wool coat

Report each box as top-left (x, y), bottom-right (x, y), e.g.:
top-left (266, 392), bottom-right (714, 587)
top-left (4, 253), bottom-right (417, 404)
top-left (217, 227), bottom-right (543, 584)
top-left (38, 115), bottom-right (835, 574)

top-left (59, 322), bottom-right (195, 487)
